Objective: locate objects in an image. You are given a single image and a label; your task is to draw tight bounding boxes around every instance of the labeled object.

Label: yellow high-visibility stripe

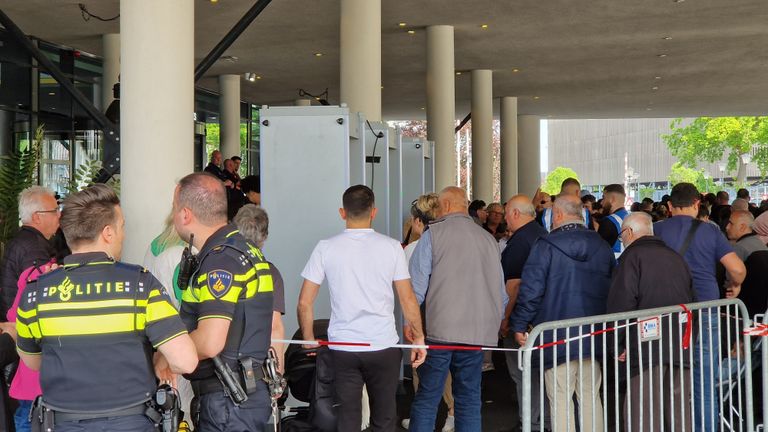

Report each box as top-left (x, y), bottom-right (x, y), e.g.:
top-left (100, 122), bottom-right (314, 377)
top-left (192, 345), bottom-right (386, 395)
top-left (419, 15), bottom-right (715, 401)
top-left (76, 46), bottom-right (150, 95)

top-left (182, 287), bottom-right (200, 303)
top-left (198, 285), bottom-right (242, 303)
top-left (146, 300), bottom-right (178, 322)
top-left (16, 308), bottom-right (37, 319)
top-left (225, 230), bottom-right (239, 238)
top-left (234, 268), bottom-right (256, 282)
top-left (39, 313), bottom-right (145, 336)
top-left (17, 348), bottom-right (41, 356)
top-left (148, 289), bottom-right (162, 299)
top-left (29, 322), bottom-right (42, 339)
top-left (16, 321), bottom-right (32, 339)
top-left (198, 315), bottom-right (232, 322)
top-left (153, 331), bottom-right (187, 348)
top-left (257, 275), bottom-right (274, 293)
top-left (38, 298), bottom-right (136, 312)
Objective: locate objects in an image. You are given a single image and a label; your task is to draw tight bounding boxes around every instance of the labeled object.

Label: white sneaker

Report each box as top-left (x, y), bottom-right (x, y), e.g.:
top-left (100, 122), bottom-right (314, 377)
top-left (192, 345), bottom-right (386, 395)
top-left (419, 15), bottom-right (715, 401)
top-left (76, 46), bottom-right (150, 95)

top-left (442, 415), bottom-right (455, 432)
top-left (401, 418), bottom-right (410, 429)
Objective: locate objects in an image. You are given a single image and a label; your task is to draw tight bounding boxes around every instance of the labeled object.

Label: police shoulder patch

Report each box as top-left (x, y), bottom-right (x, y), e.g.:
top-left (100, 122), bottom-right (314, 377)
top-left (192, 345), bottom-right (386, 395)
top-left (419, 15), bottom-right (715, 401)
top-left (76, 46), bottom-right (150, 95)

top-left (207, 270), bottom-right (233, 298)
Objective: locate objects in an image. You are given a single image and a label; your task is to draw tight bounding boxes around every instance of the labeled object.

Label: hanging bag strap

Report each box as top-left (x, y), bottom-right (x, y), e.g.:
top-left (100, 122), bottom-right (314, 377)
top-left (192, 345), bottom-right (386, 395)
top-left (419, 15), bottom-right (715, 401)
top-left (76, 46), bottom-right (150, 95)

top-left (679, 219), bottom-right (703, 256)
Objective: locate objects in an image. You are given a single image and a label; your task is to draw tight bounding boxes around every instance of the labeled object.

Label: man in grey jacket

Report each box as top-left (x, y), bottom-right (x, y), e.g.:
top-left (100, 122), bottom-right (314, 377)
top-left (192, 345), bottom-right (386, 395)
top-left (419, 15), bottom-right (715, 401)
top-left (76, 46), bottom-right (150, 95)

top-left (408, 186), bottom-right (506, 432)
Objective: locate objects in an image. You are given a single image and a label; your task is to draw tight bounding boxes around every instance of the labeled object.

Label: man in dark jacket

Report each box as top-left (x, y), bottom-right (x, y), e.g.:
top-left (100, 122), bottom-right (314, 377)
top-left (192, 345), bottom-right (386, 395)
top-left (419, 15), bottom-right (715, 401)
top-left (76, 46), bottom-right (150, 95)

top-left (511, 194), bottom-right (615, 432)
top-left (607, 211), bottom-right (694, 432)
top-left (0, 186), bottom-right (59, 318)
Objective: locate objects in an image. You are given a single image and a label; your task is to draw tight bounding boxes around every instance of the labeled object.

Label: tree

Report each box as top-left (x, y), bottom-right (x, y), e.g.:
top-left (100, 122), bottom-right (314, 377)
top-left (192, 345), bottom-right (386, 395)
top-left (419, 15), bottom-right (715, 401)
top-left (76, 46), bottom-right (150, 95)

top-left (542, 167), bottom-right (579, 195)
top-left (663, 117), bottom-right (768, 183)
top-left (668, 162), bottom-right (716, 193)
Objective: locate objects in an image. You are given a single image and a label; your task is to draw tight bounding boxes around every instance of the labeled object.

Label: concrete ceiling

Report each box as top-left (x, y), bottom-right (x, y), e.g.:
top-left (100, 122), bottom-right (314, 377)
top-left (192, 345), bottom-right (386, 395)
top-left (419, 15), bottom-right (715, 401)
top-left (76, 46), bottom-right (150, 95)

top-left (3, 0), bottom-right (768, 119)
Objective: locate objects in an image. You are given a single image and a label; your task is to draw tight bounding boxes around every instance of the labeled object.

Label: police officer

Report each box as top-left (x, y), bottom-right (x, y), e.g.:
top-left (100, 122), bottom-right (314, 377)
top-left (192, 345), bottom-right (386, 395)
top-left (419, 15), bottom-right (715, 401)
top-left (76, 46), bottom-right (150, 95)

top-left (172, 173), bottom-right (274, 431)
top-left (15, 184), bottom-right (198, 432)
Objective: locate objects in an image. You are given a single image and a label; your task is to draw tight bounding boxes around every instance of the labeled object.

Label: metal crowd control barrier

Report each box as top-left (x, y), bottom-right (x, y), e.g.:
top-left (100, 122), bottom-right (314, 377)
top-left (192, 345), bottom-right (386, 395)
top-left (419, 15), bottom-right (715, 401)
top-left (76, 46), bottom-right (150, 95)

top-left (520, 299), bottom-right (755, 432)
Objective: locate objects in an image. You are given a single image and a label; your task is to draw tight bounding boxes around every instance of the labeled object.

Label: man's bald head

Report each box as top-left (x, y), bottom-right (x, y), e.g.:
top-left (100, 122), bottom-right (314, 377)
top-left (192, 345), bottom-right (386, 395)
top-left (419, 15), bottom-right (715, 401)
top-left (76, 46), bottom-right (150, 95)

top-left (552, 194), bottom-right (584, 228)
top-left (505, 194), bottom-right (536, 231)
top-left (438, 186), bottom-right (469, 216)
top-left (176, 172), bottom-right (227, 226)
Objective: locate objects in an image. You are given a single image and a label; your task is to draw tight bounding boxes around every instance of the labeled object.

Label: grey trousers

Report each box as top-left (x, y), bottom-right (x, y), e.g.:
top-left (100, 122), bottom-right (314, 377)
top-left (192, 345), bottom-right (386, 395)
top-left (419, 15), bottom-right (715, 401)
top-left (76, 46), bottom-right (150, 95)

top-left (504, 335), bottom-right (549, 431)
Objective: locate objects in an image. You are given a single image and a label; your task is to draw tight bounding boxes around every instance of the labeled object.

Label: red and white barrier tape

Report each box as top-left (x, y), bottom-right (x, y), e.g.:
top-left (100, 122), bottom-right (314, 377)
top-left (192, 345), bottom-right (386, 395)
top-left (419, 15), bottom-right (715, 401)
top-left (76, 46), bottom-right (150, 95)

top-left (274, 305), bottom-right (697, 352)
top-left (742, 323), bottom-right (768, 337)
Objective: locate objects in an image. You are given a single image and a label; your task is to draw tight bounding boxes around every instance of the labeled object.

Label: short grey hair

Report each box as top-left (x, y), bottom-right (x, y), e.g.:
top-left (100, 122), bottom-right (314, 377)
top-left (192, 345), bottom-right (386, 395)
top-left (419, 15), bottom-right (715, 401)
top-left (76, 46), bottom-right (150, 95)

top-left (731, 209), bottom-right (755, 230)
top-left (622, 211), bottom-right (654, 236)
top-left (177, 173), bottom-right (227, 226)
top-left (732, 198), bottom-right (749, 212)
top-left (234, 204), bottom-right (269, 248)
top-left (18, 186), bottom-right (55, 224)
top-left (507, 199), bottom-right (535, 218)
top-left (554, 195), bottom-right (585, 222)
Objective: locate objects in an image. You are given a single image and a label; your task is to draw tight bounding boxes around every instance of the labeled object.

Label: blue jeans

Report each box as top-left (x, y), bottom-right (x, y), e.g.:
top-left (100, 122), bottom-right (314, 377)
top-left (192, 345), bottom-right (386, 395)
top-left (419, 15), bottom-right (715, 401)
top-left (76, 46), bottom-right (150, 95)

top-left (14, 400), bottom-right (32, 432)
top-left (409, 343), bottom-right (483, 432)
top-left (694, 309), bottom-right (721, 432)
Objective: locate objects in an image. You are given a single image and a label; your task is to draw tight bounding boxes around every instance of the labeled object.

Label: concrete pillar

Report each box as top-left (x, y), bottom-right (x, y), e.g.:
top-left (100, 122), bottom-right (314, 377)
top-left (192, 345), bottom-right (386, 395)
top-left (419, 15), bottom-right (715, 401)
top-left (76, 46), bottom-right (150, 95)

top-left (470, 69), bottom-right (493, 201)
top-left (121, 0), bottom-right (194, 263)
top-left (500, 97), bottom-right (518, 200)
top-left (101, 33), bottom-right (120, 113)
top-left (518, 115), bottom-right (541, 196)
top-left (294, 99), bottom-right (311, 106)
top-left (340, 0), bottom-right (381, 121)
top-left (426, 25), bottom-right (456, 191)
top-left (219, 74), bottom-right (241, 160)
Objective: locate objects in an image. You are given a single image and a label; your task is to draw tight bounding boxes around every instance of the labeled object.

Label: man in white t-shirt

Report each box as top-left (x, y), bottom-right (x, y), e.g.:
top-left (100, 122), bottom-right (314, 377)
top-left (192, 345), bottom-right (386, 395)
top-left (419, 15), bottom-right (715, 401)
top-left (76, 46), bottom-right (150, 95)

top-left (298, 185), bottom-right (427, 432)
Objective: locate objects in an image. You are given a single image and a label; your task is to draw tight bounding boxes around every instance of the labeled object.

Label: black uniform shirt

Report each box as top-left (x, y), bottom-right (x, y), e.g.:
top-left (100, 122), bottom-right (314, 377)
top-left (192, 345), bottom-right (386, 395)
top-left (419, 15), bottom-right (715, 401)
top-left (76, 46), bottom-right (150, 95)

top-left (179, 225), bottom-right (274, 380)
top-left (16, 252), bottom-right (187, 412)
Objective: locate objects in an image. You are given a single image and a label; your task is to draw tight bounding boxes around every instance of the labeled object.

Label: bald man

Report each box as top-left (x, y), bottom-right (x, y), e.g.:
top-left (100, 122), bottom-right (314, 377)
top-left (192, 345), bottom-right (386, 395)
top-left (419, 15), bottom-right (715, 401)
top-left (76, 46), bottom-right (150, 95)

top-left (511, 194), bottom-right (615, 432)
top-left (408, 186), bottom-right (507, 431)
top-left (726, 210), bottom-right (768, 262)
top-left (607, 212), bottom-right (694, 432)
top-left (500, 194), bottom-right (549, 431)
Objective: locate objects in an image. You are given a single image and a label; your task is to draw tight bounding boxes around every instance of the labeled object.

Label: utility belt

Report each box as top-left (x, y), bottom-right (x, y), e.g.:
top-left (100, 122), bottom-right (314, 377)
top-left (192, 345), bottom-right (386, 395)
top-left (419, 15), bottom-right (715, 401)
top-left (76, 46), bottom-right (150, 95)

top-left (29, 397), bottom-right (154, 431)
top-left (190, 356), bottom-right (264, 400)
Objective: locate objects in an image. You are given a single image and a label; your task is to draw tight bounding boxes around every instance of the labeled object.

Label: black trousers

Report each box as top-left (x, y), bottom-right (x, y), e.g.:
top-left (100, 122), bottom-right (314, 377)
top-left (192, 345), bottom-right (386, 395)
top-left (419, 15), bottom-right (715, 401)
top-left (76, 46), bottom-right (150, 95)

top-left (197, 385), bottom-right (272, 432)
top-left (331, 348), bottom-right (402, 432)
top-left (56, 414), bottom-right (156, 432)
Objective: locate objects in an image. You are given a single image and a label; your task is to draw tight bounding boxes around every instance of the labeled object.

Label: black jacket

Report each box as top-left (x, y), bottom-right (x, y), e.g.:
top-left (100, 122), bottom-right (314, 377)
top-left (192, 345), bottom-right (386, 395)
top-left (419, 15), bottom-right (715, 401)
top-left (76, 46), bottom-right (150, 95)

top-left (0, 226), bottom-right (56, 319)
top-left (607, 235), bottom-right (695, 375)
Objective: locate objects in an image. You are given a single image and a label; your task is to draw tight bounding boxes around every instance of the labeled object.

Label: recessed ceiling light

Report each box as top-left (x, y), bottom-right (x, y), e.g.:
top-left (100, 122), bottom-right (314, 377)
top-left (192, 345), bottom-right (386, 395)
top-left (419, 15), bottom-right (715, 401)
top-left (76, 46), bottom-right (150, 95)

top-left (456, 71), bottom-right (462, 75)
top-left (533, 96), bottom-right (540, 100)
top-left (662, 36), bottom-right (672, 40)
top-left (512, 68), bottom-right (520, 73)
top-left (381, 86), bottom-right (384, 89)
top-left (407, 30), bottom-right (415, 35)
top-left (314, 52), bottom-right (323, 57)
top-left (646, 108), bottom-right (653, 111)
top-left (657, 54), bottom-right (667, 58)
top-left (652, 86), bottom-right (659, 90)
top-left (674, 0), bottom-right (684, 3)
top-left (210, 0), bottom-right (218, 3)
top-left (420, 107), bottom-right (425, 110)
top-left (480, 24), bottom-right (489, 29)
top-left (655, 76), bottom-right (662, 80)
top-left (255, 75), bottom-right (261, 80)
top-left (398, 22), bottom-right (407, 27)
top-left (48, 92), bottom-right (55, 96)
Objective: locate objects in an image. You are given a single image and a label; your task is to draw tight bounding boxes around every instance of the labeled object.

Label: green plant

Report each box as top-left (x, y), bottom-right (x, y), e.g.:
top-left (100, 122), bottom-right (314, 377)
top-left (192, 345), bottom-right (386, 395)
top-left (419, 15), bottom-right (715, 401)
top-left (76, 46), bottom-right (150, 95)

top-left (639, 187), bottom-right (656, 201)
top-left (0, 125), bottom-right (44, 258)
top-left (542, 167), bottom-right (579, 195)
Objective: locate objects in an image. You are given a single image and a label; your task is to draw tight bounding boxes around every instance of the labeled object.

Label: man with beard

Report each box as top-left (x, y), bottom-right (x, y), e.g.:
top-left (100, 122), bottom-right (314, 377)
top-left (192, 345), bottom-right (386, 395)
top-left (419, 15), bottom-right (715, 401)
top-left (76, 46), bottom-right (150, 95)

top-left (597, 184), bottom-right (628, 258)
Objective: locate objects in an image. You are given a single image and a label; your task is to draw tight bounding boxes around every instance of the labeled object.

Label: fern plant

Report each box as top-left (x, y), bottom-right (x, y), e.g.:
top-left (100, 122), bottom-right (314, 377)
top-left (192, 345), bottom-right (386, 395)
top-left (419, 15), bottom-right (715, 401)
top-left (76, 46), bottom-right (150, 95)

top-left (0, 125), bottom-right (44, 259)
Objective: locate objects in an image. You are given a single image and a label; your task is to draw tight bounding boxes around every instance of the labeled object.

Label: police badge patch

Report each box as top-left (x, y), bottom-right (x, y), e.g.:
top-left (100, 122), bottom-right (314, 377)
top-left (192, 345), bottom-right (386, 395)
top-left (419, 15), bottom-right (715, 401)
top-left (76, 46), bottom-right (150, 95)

top-left (207, 270), bottom-right (233, 298)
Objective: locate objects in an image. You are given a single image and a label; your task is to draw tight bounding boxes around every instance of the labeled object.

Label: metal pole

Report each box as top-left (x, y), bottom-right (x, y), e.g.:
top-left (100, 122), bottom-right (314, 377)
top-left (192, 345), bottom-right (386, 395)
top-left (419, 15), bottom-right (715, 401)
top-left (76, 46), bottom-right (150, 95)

top-left (194, 0), bottom-right (273, 82)
top-left (0, 7), bottom-right (121, 178)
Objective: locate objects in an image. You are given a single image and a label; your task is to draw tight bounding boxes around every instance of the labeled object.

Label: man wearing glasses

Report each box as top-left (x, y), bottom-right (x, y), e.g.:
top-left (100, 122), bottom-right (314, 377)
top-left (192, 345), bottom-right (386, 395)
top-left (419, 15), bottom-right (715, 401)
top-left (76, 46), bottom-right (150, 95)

top-left (0, 186), bottom-right (61, 318)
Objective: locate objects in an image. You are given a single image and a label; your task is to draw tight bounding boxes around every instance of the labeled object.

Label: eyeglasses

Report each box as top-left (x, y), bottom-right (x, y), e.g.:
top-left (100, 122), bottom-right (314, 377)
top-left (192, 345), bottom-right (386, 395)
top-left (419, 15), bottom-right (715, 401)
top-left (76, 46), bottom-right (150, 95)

top-left (35, 206), bottom-right (61, 214)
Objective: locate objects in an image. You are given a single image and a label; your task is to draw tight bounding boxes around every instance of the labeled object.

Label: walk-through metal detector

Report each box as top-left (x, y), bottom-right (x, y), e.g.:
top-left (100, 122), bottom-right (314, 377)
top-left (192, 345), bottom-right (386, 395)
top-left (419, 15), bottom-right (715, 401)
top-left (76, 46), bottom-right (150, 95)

top-left (259, 105), bottom-right (350, 340)
top-left (401, 137), bottom-right (436, 223)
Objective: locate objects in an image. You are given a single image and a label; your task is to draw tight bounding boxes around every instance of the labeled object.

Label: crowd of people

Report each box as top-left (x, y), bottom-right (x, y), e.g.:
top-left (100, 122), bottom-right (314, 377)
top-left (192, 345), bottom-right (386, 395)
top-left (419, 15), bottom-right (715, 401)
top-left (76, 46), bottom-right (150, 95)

top-left (0, 147), bottom-right (766, 432)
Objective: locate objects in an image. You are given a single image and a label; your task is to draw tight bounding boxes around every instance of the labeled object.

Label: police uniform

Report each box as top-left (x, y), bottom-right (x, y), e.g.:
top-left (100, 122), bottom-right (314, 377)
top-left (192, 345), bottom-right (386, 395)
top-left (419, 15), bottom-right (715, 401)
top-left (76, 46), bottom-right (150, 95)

top-left (15, 252), bottom-right (188, 432)
top-left (179, 225), bottom-right (274, 432)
